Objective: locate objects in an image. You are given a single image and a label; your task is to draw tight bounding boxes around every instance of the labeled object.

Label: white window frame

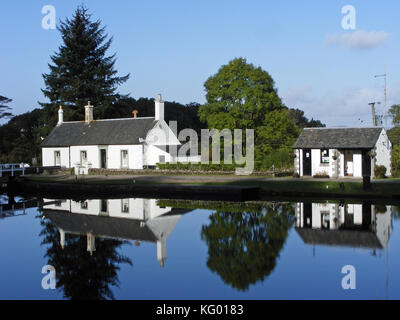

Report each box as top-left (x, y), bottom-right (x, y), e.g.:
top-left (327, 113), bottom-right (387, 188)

top-left (121, 150), bottom-right (129, 168)
top-left (121, 199), bottom-right (129, 213)
top-left (80, 150), bottom-right (88, 165)
top-left (80, 201), bottom-right (88, 210)
top-left (54, 150), bottom-right (61, 166)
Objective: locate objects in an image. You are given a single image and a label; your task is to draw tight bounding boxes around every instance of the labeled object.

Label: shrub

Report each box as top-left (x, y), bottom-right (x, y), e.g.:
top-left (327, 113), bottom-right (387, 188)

top-left (374, 165), bottom-right (387, 179)
top-left (254, 149), bottom-right (293, 170)
top-left (156, 162), bottom-right (245, 172)
top-left (313, 172), bottom-right (329, 178)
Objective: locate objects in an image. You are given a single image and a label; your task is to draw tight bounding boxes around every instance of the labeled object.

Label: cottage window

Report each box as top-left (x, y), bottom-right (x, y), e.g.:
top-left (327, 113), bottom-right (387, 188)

top-left (320, 149), bottom-right (329, 164)
top-left (121, 150), bottom-right (129, 168)
top-left (100, 199), bottom-right (108, 213)
top-left (159, 155), bottom-right (166, 163)
top-left (54, 151), bottom-right (61, 166)
top-left (80, 201), bottom-right (88, 210)
top-left (321, 212), bottom-right (330, 229)
top-left (121, 199), bottom-right (129, 213)
top-left (80, 151), bottom-right (87, 164)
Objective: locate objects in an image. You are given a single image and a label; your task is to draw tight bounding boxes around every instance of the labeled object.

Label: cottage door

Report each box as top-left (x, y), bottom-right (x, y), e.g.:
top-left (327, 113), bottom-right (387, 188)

top-left (302, 149), bottom-right (311, 176)
top-left (100, 149), bottom-right (107, 169)
top-left (361, 150), bottom-right (371, 176)
top-left (361, 202), bottom-right (371, 229)
top-left (303, 202), bottom-right (312, 228)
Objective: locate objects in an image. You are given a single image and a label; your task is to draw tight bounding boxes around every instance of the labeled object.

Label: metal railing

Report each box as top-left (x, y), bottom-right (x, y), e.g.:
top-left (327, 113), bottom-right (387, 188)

top-left (0, 163), bottom-right (28, 177)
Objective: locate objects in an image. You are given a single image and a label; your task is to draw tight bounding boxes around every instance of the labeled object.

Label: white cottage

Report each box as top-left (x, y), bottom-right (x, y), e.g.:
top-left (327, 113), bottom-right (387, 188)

top-left (43, 197), bottom-right (189, 266)
top-left (41, 95), bottom-right (186, 174)
top-left (293, 127), bottom-right (392, 178)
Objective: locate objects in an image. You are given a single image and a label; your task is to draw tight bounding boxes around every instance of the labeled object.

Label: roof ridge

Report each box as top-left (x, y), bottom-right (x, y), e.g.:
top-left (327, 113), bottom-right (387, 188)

top-left (60, 117), bottom-right (156, 124)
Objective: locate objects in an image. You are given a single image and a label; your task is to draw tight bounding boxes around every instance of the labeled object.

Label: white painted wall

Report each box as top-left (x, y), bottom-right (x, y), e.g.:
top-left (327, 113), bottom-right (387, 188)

top-left (107, 145), bottom-right (144, 169)
top-left (44, 198), bottom-right (172, 220)
top-left (42, 119), bottom-right (185, 171)
top-left (346, 204), bottom-right (363, 224)
top-left (375, 205), bottom-right (392, 247)
top-left (374, 129), bottom-right (392, 177)
top-left (311, 149), bottom-right (333, 177)
top-left (353, 151), bottom-right (362, 177)
top-left (144, 145), bottom-right (174, 166)
top-left (70, 145), bottom-right (100, 168)
top-left (42, 147), bottom-right (69, 167)
top-left (145, 120), bottom-right (180, 146)
top-left (297, 202), bottom-right (369, 231)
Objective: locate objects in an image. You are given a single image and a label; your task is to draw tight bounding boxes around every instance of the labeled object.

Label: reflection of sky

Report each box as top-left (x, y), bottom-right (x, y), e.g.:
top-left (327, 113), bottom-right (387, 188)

top-left (0, 203), bottom-right (399, 299)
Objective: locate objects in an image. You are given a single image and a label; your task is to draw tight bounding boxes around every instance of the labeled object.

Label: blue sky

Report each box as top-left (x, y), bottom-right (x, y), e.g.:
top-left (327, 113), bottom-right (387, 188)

top-left (1, 0), bottom-right (399, 126)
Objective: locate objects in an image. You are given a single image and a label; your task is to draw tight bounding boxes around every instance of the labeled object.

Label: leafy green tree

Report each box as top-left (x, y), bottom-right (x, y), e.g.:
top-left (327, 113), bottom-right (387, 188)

top-left (388, 104), bottom-right (400, 126)
top-left (198, 58), bottom-right (299, 165)
top-left (40, 5), bottom-right (129, 130)
top-left (388, 127), bottom-right (400, 177)
top-left (201, 203), bottom-right (294, 291)
top-left (199, 57), bottom-right (284, 131)
top-left (392, 145), bottom-right (400, 177)
top-left (0, 95), bottom-right (13, 119)
top-left (257, 109), bottom-right (299, 156)
top-left (388, 126), bottom-right (400, 146)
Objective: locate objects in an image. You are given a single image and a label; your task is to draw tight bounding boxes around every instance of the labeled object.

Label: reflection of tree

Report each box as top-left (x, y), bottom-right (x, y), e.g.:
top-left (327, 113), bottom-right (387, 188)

top-left (201, 203), bottom-right (294, 291)
top-left (39, 216), bottom-right (132, 300)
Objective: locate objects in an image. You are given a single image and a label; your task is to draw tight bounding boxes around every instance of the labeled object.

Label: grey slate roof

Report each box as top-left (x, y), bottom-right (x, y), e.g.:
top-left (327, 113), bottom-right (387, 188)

top-left (293, 127), bottom-right (383, 149)
top-left (41, 118), bottom-right (157, 147)
top-left (295, 228), bottom-right (383, 249)
top-left (43, 208), bottom-right (190, 242)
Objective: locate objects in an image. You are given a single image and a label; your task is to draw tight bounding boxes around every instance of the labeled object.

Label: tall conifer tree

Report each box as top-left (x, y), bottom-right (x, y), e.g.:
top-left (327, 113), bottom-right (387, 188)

top-left (40, 6), bottom-right (129, 128)
top-left (0, 95), bottom-right (13, 119)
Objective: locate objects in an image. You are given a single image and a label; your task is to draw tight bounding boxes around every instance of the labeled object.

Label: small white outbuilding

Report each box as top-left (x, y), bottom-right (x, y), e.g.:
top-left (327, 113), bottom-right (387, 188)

top-left (293, 127), bottom-right (392, 178)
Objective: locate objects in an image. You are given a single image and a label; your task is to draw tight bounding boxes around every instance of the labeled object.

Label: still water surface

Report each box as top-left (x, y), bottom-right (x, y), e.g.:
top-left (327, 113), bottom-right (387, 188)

top-left (0, 195), bottom-right (399, 300)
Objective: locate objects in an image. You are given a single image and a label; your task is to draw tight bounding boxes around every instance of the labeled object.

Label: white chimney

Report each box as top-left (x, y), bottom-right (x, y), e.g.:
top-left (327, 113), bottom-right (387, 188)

top-left (157, 239), bottom-right (167, 268)
top-left (155, 94), bottom-right (164, 121)
top-left (85, 101), bottom-right (93, 124)
top-left (57, 105), bottom-right (63, 125)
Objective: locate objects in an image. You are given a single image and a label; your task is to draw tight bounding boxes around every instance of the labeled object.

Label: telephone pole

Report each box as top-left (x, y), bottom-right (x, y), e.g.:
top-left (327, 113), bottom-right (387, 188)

top-left (368, 102), bottom-right (381, 126)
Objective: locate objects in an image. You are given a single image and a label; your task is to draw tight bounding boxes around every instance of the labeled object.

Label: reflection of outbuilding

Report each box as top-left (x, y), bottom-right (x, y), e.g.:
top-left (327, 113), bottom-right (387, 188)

top-left (43, 198), bottom-right (189, 266)
top-left (295, 202), bottom-right (392, 249)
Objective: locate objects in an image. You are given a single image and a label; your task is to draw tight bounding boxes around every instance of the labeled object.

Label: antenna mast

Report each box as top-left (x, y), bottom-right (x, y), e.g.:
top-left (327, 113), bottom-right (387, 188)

top-left (374, 66), bottom-right (387, 107)
top-left (374, 66), bottom-right (387, 126)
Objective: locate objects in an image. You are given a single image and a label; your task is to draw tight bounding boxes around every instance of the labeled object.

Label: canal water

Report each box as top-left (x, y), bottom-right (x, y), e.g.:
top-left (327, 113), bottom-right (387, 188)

top-left (0, 195), bottom-right (399, 300)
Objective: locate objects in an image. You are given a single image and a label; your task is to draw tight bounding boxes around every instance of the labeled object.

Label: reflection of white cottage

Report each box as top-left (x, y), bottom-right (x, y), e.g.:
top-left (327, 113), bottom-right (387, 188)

top-left (43, 198), bottom-right (189, 266)
top-left (293, 127), bottom-right (392, 178)
top-left (41, 95), bottom-right (194, 174)
top-left (295, 202), bottom-right (392, 249)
